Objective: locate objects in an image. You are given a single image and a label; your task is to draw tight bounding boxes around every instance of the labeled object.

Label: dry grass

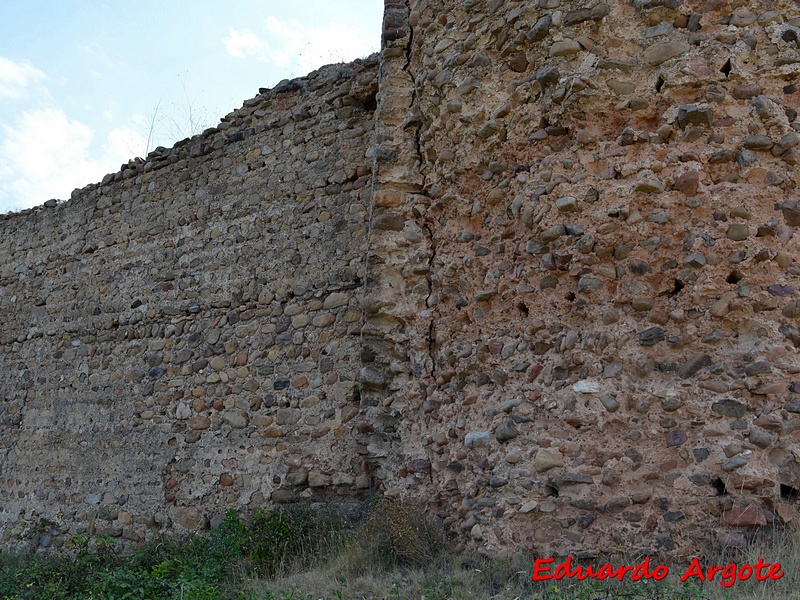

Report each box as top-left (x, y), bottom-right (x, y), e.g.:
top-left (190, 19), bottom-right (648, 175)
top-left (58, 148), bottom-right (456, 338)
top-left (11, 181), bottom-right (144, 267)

top-left (340, 499), bottom-right (446, 574)
top-left (695, 526), bottom-right (800, 600)
top-left (7, 500), bottom-right (797, 599)
top-left (245, 520), bottom-right (800, 600)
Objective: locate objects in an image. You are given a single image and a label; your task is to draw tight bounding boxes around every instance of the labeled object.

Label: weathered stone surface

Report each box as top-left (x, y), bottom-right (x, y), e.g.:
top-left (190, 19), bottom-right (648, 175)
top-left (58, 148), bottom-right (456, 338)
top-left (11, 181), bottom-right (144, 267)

top-left (550, 40), bottom-right (582, 57)
top-left (722, 456), bottom-right (749, 471)
top-left (643, 42), bottom-right (690, 65)
top-left (783, 201), bottom-right (800, 226)
top-left (1, 0), bottom-right (798, 562)
top-left (723, 506), bottom-right (767, 527)
top-left (639, 327), bottom-right (665, 346)
top-left (599, 395), bottom-right (619, 412)
top-left (534, 449), bottom-right (565, 472)
top-left (678, 355), bottom-right (711, 379)
top-left (495, 420), bottom-right (519, 442)
top-left (749, 427), bottom-right (773, 448)
top-left (407, 459), bottom-right (432, 474)
top-left (712, 399), bottom-right (747, 418)
top-left (743, 135), bottom-right (773, 150)
top-left (666, 430), bottom-right (687, 446)
top-left (726, 224), bottom-right (749, 241)
top-left (573, 380), bottom-right (600, 393)
top-left (170, 507), bottom-right (205, 531)
top-left (673, 170), bottom-right (699, 196)
top-left (360, 367), bottom-right (386, 388)
top-left (677, 105), bottom-right (712, 128)
top-left (465, 431), bottom-right (491, 448)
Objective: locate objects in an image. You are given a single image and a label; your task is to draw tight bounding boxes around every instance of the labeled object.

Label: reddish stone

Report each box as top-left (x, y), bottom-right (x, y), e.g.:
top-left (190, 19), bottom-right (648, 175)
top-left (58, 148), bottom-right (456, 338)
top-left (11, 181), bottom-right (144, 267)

top-left (264, 426), bottom-right (284, 438)
top-left (754, 414), bottom-right (784, 432)
top-left (673, 170), bottom-right (699, 196)
top-left (508, 53), bottom-right (529, 72)
top-left (723, 506), bottom-right (767, 527)
top-left (219, 473), bottom-right (234, 487)
top-left (189, 415), bottom-right (211, 430)
top-left (732, 84), bottom-right (762, 100)
top-left (407, 459), bottom-right (432, 474)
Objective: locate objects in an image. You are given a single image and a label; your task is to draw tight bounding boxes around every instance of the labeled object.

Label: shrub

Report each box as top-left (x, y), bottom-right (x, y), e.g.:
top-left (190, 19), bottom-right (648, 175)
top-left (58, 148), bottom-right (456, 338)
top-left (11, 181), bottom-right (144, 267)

top-left (241, 504), bottom-right (346, 576)
top-left (343, 500), bottom-right (445, 573)
top-left (0, 504), bottom-right (347, 598)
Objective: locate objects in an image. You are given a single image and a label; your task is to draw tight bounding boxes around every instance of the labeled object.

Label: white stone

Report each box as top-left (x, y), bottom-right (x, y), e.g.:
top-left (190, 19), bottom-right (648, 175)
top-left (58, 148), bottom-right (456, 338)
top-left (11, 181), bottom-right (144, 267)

top-left (572, 380), bottom-right (600, 393)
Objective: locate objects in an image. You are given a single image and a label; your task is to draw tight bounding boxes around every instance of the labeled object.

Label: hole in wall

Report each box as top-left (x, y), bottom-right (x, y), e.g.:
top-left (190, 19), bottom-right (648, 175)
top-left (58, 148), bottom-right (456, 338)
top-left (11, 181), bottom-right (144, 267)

top-left (720, 58), bottom-right (732, 77)
top-left (669, 279), bottom-right (685, 297)
top-left (362, 91), bottom-right (377, 112)
top-left (711, 477), bottom-right (727, 496)
top-left (544, 481), bottom-right (559, 497)
top-left (655, 76), bottom-right (664, 93)
top-left (726, 270), bottom-right (743, 284)
top-left (516, 302), bottom-right (529, 316)
top-left (780, 483), bottom-right (799, 502)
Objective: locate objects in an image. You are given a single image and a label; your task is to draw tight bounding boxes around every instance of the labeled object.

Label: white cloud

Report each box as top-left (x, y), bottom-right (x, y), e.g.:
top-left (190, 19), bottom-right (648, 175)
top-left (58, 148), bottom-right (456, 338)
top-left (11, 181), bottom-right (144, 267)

top-left (0, 56), bottom-right (46, 99)
top-left (224, 16), bottom-right (376, 75)
top-left (0, 108), bottom-right (139, 210)
top-left (223, 29), bottom-right (263, 59)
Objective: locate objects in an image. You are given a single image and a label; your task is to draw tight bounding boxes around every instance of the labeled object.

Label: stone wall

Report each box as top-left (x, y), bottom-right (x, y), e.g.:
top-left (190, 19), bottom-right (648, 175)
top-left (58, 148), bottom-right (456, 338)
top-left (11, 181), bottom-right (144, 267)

top-left (374, 0), bottom-right (800, 558)
top-left (2, 0), bottom-right (800, 559)
top-left (0, 57), bottom-right (378, 547)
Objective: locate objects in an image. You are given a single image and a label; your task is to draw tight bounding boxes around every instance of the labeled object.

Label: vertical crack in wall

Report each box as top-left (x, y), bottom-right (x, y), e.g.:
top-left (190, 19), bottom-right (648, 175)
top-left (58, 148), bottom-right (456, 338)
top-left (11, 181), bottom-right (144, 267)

top-left (402, 0), bottom-right (414, 75)
top-left (403, 0), bottom-right (438, 382)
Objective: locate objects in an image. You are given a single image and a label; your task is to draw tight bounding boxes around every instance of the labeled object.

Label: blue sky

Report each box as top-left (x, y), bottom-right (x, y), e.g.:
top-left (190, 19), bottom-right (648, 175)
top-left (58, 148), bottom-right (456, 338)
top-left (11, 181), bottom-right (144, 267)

top-left (0, 1), bottom-right (383, 213)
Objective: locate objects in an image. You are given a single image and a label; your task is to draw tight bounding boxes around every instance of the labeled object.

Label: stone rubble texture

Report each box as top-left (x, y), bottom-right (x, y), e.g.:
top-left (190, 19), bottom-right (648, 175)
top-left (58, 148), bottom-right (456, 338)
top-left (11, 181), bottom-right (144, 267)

top-left (2, 0), bottom-right (800, 559)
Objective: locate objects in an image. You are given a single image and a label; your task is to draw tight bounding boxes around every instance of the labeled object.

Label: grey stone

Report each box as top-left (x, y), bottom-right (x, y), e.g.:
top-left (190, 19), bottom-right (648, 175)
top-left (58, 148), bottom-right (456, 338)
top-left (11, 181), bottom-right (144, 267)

top-left (599, 395), bottom-right (619, 412)
top-left (465, 431), bottom-right (492, 448)
top-left (749, 428), bottom-right (773, 448)
top-left (742, 135), bottom-right (773, 150)
top-left (712, 399), bottom-right (747, 418)
top-left (643, 42), bottom-right (690, 66)
top-left (639, 327), bottom-right (665, 346)
top-left (785, 398), bottom-right (800, 413)
top-left (678, 355), bottom-right (711, 379)
top-left (495, 420), bottom-right (519, 442)
top-left (666, 430), bottom-right (687, 446)
top-left (721, 456), bottom-right (749, 471)
top-left (360, 366), bottom-right (387, 388)
top-left (677, 105), bottom-right (712, 128)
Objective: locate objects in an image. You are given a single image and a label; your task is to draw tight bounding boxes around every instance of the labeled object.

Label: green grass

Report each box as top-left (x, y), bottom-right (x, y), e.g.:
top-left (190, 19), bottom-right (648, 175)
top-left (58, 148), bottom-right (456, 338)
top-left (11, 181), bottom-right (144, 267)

top-left (0, 504), bottom-right (345, 599)
top-left (1, 504), bottom-right (798, 599)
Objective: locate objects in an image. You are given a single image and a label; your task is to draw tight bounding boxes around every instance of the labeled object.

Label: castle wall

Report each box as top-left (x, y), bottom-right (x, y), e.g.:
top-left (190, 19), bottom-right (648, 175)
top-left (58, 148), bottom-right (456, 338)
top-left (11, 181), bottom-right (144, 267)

top-left (2, 0), bottom-right (800, 559)
top-left (377, 0), bottom-right (800, 557)
top-left (0, 57), bottom-right (378, 547)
